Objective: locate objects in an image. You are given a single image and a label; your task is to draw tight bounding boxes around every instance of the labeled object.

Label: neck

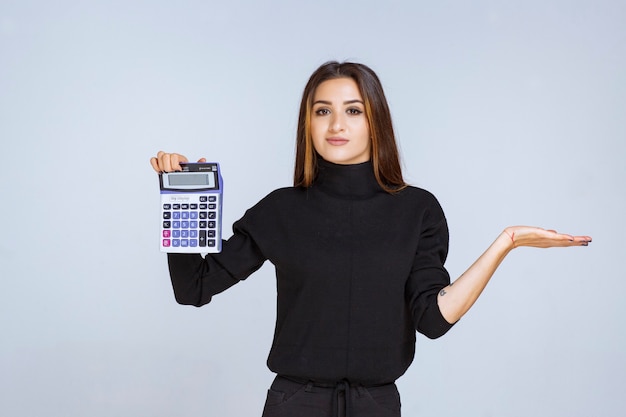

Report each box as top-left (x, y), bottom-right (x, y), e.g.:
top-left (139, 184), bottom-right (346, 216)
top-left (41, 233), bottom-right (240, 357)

top-left (314, 158), bottom-right (382, 199)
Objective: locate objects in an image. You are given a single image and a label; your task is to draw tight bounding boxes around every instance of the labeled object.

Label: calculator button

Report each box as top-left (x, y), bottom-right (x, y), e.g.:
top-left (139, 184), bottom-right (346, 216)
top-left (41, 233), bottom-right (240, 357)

top-left (199, 212), bottom-right (207, 219)
top-left (181, 212), bottom-right (189, 219)
top-left (172, 212), bottom-right (180, 219)
top-left (173, 221), bottom-right (180, 228)
top-left (199, 230), bottom-right (206, 246)
top-left (190, 204), bottom-right (198, 209)
top-left (208, 212), bottom-right (216, 219)
top-left (163, 212), bottom-right (171, 219)
top-left (181, 230), bottom-right (189, 238)
top-left (190, 221), bottom-right (198, 228)
top-left (199, 221), bottom-right (207, 228)
top-left (163, 221), bottom-right (171, 228)
top-left (208, 221), bottom-right (216, 229)
top-left (208, 239), bottom-right (216, 247)
top-left (162, 230), bottom-right (171, 238)
top-left (163, 239), bottom-right (170, 247)
top-left (209, 204), bottom-right (216, 210)
top-left (200, 196), bottom-right (208, 202)
top-left (172, 239), bottom-right (180, 247)
top-left (181, 240), bottom-right (189, 247)
top-left (163, 204), bottom-right (171, 210)
top-left (173, 204), bottom-right (180, 210)
top-left (172, 230), bottom-right (180, 238)
top-left (181, 221), bottom-right (189, 229)
top-left (209, 196), bottom-right (216, 202)
top-left (181, 204), bottom-right (189, 210)
top-left (190, 239), bottom-right (198, 247)
top-left (208, 230), bottom-right (216, 238)
top-left (190, 212), bottom-right (198, 219)
top-left (200, 204), bottom-right (207, 209)
top-left (190, 230), bottom-right (198, 238)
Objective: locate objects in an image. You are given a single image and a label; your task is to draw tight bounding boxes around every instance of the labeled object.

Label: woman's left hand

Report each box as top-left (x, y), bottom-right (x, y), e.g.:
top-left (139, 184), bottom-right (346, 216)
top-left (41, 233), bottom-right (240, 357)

top-left (503, 226), bottom-right (592, 249)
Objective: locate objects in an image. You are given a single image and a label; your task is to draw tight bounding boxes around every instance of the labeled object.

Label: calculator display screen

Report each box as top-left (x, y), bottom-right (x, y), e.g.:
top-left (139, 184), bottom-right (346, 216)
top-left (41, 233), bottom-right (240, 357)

top-left (168, 173), bottom-right (215, 187)
top-left (163, 172), bottom-right (218, 190)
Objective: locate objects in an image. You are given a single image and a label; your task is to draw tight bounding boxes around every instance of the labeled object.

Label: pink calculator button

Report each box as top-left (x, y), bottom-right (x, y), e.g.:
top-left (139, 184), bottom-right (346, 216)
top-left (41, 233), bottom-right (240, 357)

top-left (163, 239), bottom-right (171, 247)
top-left (163, 230), bottom-right (171, 238)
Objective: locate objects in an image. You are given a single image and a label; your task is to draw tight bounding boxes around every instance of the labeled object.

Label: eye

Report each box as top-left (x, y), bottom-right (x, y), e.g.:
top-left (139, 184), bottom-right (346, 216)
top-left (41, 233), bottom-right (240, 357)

top-left (314, 108), bottom-right (331, 116)
top-left (346, 108), bottom-right (363, 115)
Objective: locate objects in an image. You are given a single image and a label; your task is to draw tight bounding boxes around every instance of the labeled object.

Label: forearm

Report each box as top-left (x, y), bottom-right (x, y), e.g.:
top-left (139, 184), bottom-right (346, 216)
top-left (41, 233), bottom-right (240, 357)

top-left (168, 253), bottom-right (239, 306)
top-left (437, 232), bottom-right (514, 323)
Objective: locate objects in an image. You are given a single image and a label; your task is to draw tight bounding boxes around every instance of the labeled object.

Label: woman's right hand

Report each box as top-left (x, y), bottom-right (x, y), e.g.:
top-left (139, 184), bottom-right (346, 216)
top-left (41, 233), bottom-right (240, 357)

top-left (149, 151), bottom-right (207, 173)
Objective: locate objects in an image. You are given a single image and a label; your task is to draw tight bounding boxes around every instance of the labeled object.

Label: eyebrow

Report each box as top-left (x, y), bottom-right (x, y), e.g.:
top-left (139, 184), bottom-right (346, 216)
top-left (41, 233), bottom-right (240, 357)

top-left (312, 99), bottom-right (364, 106)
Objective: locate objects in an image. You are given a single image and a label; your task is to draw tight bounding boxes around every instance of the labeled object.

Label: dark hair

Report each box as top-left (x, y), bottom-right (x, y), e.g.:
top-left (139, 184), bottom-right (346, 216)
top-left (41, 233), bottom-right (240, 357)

top-left (293, 61), bottom-right (406, 193)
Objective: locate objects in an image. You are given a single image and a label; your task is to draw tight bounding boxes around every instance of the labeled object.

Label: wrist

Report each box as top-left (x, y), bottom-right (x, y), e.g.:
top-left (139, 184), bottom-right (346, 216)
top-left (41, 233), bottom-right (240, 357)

top-left (501, 229), bottom-right (516, 251)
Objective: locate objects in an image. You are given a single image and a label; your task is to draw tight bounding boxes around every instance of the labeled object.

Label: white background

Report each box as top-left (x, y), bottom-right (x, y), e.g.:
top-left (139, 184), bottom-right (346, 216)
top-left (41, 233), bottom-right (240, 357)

top-left (1, 0), bottom-right (624, 416)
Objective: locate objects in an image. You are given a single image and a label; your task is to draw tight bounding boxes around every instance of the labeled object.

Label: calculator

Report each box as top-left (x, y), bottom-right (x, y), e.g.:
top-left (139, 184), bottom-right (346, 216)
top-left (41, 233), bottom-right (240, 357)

top-left (159, 162), bottom-right (223, 253)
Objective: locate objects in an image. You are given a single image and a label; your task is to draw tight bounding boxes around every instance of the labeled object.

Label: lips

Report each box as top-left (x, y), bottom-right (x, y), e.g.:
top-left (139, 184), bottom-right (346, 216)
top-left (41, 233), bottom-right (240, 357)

top-left (326, 137), bottom-right (349, 146)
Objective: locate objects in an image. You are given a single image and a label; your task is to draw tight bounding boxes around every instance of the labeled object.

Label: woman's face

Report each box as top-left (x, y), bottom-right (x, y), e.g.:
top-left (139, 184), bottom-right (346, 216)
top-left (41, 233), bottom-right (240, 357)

top-left (310, 77), bottom-right (371, 165)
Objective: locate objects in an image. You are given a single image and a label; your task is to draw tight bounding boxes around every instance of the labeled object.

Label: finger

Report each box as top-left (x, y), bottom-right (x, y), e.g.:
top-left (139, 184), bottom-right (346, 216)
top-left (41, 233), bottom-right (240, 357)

top-left (574, 237), bottom-right (589, 247)
top-left (197, 157), bottom-right (207, 163)
top-left (149, 157), bottom-right (160, 173)
top-left (153, 151), bottom-right (166, 171)
top-left (538, 231), bottom-right (575, 248)
top-left (572, 235), bottom-right (593, 244)
top-left (170, 154), bottom-right (181, 171)
top-left (561, 234), bottom-right (594, 245)
top-left (160, 153), bottom-right (173, 172)
top-left (170, 154), bottom-right (188, 171)
top-left (559, 233), bottom-right (574, 241)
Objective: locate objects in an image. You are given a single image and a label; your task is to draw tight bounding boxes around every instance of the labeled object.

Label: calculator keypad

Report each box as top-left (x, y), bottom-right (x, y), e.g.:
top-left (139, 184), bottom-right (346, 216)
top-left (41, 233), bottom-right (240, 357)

top-left (161, 195), bottom-right (220, 252)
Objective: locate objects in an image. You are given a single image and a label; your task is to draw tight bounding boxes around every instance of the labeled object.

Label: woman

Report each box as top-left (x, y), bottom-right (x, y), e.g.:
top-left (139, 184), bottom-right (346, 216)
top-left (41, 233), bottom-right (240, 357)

top-left (150, 61), bottom-right (591, 417)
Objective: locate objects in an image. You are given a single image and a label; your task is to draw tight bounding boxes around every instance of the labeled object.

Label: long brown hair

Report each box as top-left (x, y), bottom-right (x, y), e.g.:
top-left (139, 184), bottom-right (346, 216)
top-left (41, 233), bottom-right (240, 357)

top-left (293, 61), bottom-right (406, 193)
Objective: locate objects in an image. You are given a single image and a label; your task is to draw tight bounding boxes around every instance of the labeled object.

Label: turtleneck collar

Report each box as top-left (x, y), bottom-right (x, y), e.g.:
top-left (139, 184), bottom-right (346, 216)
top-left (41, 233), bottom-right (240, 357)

top-left (314, 158), bottom-right (383, 199)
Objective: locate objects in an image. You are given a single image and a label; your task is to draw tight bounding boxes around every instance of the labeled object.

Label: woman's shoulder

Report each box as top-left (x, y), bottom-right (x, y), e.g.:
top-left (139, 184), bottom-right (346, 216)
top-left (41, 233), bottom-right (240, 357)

top-left (246, 186), bottom-right (306, 211)
top-left (261, 185), bottom-right (305, 201)
top-left (394, 185), bottom-right (447, 222)
top-left (397, 184), bottom-right (442, 205)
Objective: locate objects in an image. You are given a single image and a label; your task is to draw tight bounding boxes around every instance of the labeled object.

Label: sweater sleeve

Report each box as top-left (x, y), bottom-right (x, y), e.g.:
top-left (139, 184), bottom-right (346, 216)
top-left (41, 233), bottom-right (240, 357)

top-left (167, 208), bottom-right (267, 307)
top-left (405, 197), bottom-right (455, 339)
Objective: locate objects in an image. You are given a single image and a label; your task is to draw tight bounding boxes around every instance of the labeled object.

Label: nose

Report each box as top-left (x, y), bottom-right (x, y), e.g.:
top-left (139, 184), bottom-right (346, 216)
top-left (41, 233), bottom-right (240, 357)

top-left (329, 113), bottom-right (346, 132)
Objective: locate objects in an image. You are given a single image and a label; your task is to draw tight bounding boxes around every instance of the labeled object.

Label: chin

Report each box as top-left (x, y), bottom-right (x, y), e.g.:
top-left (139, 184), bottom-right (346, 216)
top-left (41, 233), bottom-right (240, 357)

top-left (319, 153), bottom-right (369, 165)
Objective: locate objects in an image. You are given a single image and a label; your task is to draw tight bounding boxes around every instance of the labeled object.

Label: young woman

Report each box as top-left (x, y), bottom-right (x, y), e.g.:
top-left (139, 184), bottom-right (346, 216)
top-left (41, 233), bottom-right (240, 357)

top-left (150, 61), bottom-right (591, 417)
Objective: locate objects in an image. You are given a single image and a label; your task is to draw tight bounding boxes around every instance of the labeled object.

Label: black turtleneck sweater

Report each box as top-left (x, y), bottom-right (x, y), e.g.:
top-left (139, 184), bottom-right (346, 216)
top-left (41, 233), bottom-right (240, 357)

top-left (168, 160), bottom-right (454, 385)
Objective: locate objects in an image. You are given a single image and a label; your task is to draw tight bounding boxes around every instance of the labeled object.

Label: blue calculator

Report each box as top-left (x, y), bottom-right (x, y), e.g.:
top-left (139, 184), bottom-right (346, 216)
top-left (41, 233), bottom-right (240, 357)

top-left (159, 162), bottom-right (223, 253)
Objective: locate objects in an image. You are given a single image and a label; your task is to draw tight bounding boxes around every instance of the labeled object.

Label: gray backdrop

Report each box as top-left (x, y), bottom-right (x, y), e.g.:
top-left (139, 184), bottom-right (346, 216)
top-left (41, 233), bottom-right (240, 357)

top-left (1, 0), bottom-right (624, 416)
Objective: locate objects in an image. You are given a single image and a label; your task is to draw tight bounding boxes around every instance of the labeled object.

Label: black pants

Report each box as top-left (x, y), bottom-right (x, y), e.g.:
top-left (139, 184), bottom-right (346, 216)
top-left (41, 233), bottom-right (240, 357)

top-left (261, 375), bottom-right (401, 417)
